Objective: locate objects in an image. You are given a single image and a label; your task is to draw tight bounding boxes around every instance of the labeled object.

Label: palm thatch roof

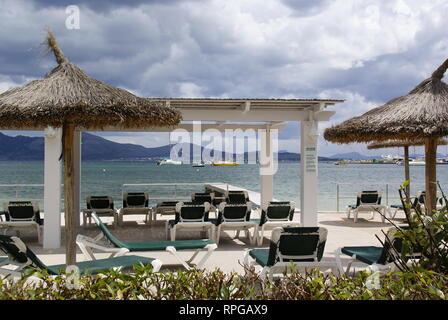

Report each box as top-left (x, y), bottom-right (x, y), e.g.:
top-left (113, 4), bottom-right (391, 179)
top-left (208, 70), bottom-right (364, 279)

top-left (367, 138), bottom-right (448, 150)
top-left (324, 58), bottom-right (448, 143)
top-left (0, 31), bottom-right (181, 130)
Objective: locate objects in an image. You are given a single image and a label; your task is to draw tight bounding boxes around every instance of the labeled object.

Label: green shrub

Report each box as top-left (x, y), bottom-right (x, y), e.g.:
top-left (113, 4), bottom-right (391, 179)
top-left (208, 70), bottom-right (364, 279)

top-left (385, 181), bottom-right (448, 273)
top-left (0, 266), bottom-right (446, 300)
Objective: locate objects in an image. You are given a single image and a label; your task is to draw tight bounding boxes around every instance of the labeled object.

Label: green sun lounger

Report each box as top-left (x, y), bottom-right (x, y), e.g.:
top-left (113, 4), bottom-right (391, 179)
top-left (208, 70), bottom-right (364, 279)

top-left (0, 235), bottom-right (162, 277)
top-left (77, 213), bottom-right (217, 270)
top-left (244, 227), bottom-right (338, 280)
top-left (252, 201), bottom-right (299, 246)
top-left (335, 226), bottom-right (420, 275)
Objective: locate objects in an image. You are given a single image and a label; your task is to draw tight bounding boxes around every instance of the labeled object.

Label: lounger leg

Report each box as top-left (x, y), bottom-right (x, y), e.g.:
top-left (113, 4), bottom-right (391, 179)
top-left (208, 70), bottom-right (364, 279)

top-left (235, 230), bottom-right (240, 239)
top-left (146, 209), bottom-right (153, 226)
top-left (37, 225), bottom-right (42, 244)
top-left (165, 246), bottom-right (192, 270)
top-left (334, 248), bottom-right (345, 275)
top-left (249, 227), bottom-right (255, 245)
top-left (165, 221), bottom-right (169, 240)
top-left (260, 267), bottom-right (269, 281)
top-left (215, 225), bottom-right (221, 245)
top-left (78, 242), bottom-right (96, 260)
top-left (196, 244), bottom-right (217, 269)
top-left (171, 226), bottom-right (176, 241)
top-left (243, 249), bottom-right (251, 265)
top-left (345, 256), bottom-right (357, 276)
top-left (258, 225), bottom-right (265, 246)
top-left (151, 259), bottom-right (163, 272)
top-left (389, 208), bottom-right (397, 219)
top-left (207, 226), bottom-right (215, 241)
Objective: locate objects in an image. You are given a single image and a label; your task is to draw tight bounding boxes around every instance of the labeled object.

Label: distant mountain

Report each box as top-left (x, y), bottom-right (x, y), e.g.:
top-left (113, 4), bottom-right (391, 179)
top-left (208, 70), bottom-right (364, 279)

top-left (81, 133), bottom-right (170, 160)
top-left (328, 151), bottom-right (448, 161)
top-left (0, 132), bottom-right (335, 162)
top-left (329, 152), bottom-right (380, 160)
top-left (407, 153), bottom-right (447, 158)
top-left (0, 132), bottom-right (169, 161)
top-left (0, 133), bottom-right (44, 160)
top-left (275, 152), bottom-right (336, 162)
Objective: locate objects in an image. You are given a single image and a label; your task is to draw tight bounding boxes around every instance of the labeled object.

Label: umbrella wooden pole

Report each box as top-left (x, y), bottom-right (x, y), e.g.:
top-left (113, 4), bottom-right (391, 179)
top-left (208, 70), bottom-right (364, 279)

top-left (63, 123), bottom-right (76, 265)
top-left (403, 146), bottom-right (411, 210)
top-left (425, 138), bottom-right (437, 215)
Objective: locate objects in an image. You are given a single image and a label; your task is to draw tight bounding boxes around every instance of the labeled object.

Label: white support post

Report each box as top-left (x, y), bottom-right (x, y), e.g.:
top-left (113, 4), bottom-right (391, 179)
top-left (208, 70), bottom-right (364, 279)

top-left (73, 130), bottom-right (81, 228)
top-left (300, 120), bottom-right (319, 226)
top-left (43, 127), bottom-right (62, 248)
top-left (260, 126), bottom-right (274, 207)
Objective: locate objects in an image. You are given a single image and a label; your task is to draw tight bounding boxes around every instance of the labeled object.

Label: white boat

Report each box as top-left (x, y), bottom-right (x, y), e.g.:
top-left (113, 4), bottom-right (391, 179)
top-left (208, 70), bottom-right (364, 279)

top-left (409, 160), bottom-right (425, 166)
top-left (192, 162), bottom-right (205, 167)
top-left (212, 161), bottom-right (239, 166)
top-left (157, 159), bottom-right (182, 165)
top-left (396, 159), bottom-right (425, 166)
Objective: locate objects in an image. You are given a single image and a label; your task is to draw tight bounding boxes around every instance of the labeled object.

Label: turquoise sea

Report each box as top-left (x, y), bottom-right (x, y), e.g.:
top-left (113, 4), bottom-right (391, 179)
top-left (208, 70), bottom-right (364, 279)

top-left (1, 161), bottom-right (448, 211)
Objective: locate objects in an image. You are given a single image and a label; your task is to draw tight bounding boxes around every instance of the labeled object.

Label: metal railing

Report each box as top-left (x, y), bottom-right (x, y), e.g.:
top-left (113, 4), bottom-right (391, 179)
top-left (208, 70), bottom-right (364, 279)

top-left (335, 182), bottom-right (434, 212)
top-left (0, 184), bottom-right (45, 209)
top-left (122, 182), bottom-right (230, 202)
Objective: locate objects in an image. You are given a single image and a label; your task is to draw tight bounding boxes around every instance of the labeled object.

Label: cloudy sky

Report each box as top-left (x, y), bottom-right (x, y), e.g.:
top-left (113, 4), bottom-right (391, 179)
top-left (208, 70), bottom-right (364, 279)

top-left (1, 0), bottom-right (448, 156)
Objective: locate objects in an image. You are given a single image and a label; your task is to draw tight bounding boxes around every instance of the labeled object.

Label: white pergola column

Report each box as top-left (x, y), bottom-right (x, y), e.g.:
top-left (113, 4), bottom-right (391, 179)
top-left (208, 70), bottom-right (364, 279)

top-left (73, 130), bottom-right (81, 228)
top-left (43, 127), bottom-right (62, 248)
top-left (260, 126), bottom-right (274, 207)
top-left (300, 120), bottom-right (319, 226)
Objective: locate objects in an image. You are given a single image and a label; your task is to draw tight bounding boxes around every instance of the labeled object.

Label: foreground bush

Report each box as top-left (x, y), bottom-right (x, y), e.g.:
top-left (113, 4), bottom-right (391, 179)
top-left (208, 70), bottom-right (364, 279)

top-left (0, 266), bottom-right (446, 300)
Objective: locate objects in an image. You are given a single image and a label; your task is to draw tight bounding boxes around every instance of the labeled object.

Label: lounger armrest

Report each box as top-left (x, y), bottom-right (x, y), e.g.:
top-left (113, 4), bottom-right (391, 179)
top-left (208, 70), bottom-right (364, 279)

top-left (205, 243), bottom-right (218, 251)
top-left (76, 234), bottom-right (129, 259)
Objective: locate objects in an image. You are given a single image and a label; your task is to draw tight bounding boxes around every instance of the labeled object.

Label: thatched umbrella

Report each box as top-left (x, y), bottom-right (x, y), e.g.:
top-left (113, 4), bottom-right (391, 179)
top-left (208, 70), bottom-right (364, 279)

top-left (324, 58), bottom-right (448, 214)
top-left (367, 139), bottom-right (448, 199)
top-left (0, 31), bottom-right (181, 264)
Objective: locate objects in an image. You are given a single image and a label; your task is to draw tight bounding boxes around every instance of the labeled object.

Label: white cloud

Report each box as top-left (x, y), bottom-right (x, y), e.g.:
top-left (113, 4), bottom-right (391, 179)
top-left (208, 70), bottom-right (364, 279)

top-left (1, 0), bottom-right (447, 155)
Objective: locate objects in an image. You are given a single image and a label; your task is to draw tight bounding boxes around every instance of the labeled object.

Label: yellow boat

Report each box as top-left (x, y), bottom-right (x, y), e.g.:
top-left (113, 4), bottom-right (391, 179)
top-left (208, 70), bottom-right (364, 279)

top-left (212, 161), bottom-right (239, 166)
top-left (334, 161), bottom-right (349, 165)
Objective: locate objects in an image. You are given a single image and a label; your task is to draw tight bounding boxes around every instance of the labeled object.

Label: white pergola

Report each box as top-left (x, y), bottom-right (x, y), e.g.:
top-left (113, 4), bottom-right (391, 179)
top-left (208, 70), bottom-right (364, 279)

top-left (42, 98), bottom-right (342, 248)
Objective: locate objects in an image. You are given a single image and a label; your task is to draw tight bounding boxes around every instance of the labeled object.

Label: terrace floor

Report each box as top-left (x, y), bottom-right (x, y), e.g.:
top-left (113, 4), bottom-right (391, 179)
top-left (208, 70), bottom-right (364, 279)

top-left (1, 209), bottom-right (407, 275)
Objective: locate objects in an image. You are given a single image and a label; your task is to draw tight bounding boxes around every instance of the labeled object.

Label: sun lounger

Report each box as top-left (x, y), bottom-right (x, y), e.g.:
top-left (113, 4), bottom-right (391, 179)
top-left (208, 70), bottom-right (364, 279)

top-left (335, 226), bottom-right (420, 275)
top-left (0, 235), bottom-right (161, 278)
top-left (244, 227), bottom-right (337, 280)
top-left (83, 196), bottom-right (118, 227)
top-left (346, 191), bottom-right (388, 223)
top-left (192, 192), bottom-right (217, 217)
top-left (211, 202), bottom-right (257, 245)
top-left (118, 192), bottom-right (151, 225)
top-left (77, 213), bottom-right (217, 270)
top-left (225, 190), bottom-right (249, 203)
top-left (191, 192), bottom-right (215, 205)
top-left (389, 191), bottom-right (445, 219)
top-left (0, 201), bottom-right (43, 244)
top-left (165, 202), bottom-right (215, 241)
top-left (253, 201), bottom-right (299, 246)
top-left (153, 201), bottom-right (178, 221)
